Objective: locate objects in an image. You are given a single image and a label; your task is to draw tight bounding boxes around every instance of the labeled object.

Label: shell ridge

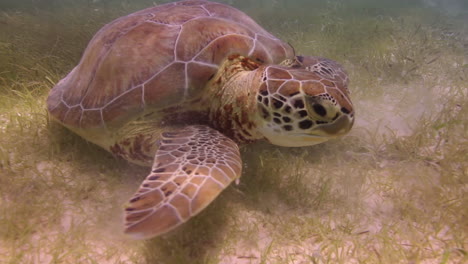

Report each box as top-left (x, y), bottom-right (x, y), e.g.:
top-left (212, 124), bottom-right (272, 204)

top-left (78, 110), bottom-right (84, 129)
top-left (142, 61), bottom-right (177, 86)
top-left (61, 108), bottom-right (72, 123)
top-left (183, 63), bottom-right (189, 99)
top-left (48, 98), bottom-right (62, 112)
top-left (260, 33), bottom-right (290, 60)
top-left (209, 16), bottom-right (257, 37)
top-left (145, 20), bottom-right (181, 27)
top-left (99, 109), bottom-right (107, 130)
top-left (141, 83), bottom-right (146, 107)
top-left (256, 39), bottom-right (274, 64)
top-left (186, 60), bottom-right (218, 69)
top-left (200, 4), bottom-right (212, 16)
top-left (173, 25), bottom-right (183, 61)
top-left (192, 33), bottom-right (255, 61)
top-left (248, 34), bottom-right (258, 57)
top-left (101, 85), bottom-right (144, 109)
top-left (60, 89), bottom-right (71, 108)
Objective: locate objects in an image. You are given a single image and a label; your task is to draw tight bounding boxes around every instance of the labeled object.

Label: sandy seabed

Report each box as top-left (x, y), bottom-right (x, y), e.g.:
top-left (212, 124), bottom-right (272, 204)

top-left (0, 0), bottom-right (466, 263)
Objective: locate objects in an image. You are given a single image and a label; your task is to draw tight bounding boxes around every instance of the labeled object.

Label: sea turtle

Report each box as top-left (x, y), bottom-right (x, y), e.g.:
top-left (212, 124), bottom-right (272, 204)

top-left (47, 0), bottom-right (354, 239)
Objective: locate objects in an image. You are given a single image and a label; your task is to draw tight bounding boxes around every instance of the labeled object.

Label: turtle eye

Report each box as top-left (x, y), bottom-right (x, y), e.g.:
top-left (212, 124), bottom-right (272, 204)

top-left (312, 104), bottom-right (327, 117)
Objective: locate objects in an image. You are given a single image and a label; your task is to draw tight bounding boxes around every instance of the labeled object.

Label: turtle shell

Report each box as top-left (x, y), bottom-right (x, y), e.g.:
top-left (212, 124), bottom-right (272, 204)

top-left (47, 0), bottom-right (294, 129)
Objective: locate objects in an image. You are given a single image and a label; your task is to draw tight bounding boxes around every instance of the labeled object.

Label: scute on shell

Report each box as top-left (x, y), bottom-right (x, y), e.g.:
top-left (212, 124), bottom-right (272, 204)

top-left (47, 0), bottom-right (294, 129)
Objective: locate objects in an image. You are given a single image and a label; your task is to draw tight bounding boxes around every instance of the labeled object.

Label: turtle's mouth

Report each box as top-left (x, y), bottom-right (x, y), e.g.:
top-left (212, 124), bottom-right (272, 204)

top-left (258, 111), bottom-right (354, 147)
top-left (291, 114), bottom-right (354, 146)
top-left (310, 114), bottom-right (354, 137)
top-left (295, 133), bottom-right (331, 145)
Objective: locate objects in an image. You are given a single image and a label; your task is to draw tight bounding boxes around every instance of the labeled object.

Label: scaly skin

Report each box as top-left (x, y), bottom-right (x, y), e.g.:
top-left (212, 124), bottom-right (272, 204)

top-left (204, 55), bottom-right (354, 147)
top-left (204, 55), bottom-right (265, 143)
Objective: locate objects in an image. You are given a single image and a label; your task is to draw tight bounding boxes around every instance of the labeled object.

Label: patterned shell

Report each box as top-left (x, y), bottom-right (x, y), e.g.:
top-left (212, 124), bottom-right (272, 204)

top-left (47, 0), bottom-right (294, 129)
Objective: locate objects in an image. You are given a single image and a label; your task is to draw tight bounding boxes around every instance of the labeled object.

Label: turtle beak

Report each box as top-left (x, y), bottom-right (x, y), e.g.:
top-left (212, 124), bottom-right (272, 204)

top-left (314, 114), bottom-right (354, 137)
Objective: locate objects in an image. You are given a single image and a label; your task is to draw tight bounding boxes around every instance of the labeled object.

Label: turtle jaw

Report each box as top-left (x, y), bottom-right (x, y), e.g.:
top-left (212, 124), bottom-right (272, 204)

top-left (258, 113), bottom-right (354, 147)
top-left (262, 132), bottom-right (330, 147)
top-left (313, 113), bottom-right (354, 137)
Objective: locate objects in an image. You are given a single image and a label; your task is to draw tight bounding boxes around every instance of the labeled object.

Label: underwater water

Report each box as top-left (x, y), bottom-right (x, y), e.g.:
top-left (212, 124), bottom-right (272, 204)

top-left (0, 0), bottom-right (467, 263)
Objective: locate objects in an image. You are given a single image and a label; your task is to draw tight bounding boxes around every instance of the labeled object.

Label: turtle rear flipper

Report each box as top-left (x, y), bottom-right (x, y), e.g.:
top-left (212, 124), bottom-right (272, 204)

top-left (124, 125), bottom-right (242, 239)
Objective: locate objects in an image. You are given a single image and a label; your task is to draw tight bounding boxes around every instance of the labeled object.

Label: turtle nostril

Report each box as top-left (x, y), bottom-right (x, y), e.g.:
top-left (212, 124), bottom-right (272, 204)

top-left (313, 104), bottom-right (327, 117)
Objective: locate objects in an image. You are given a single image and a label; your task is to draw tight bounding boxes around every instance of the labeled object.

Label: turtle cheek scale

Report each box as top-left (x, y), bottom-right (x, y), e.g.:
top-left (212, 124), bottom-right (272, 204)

top-left (254, 61), bottom-right (355, 147)
top-left (258, 114), bottom-right (354, 147)
top-left (255, 93), bottom-right (354, 147)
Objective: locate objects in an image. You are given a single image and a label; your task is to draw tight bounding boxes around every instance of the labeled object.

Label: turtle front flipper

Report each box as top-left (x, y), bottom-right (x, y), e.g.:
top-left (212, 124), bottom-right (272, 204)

top-left (124, 125), bottom-right (242, 239)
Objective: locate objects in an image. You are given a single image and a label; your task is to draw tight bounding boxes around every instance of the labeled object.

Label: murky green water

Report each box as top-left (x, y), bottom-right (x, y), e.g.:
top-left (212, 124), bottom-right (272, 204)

top-left (0, 1), bottom-right (466, 263)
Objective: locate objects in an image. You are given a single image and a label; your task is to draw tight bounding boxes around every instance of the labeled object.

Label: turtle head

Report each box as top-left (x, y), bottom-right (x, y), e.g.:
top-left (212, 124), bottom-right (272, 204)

top-left (255, 56), bottom-right (354, 147)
